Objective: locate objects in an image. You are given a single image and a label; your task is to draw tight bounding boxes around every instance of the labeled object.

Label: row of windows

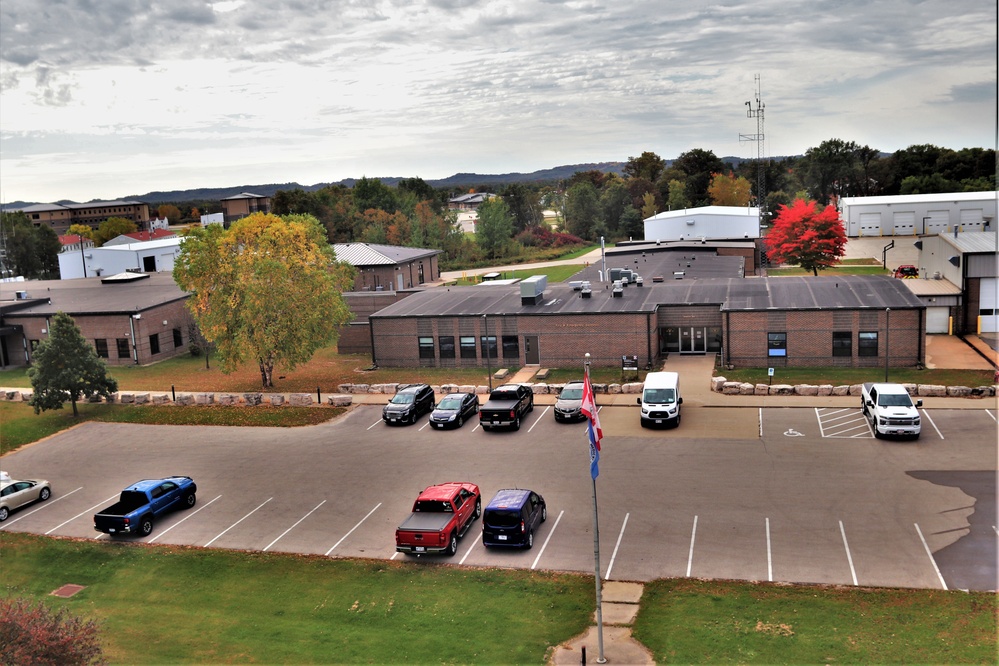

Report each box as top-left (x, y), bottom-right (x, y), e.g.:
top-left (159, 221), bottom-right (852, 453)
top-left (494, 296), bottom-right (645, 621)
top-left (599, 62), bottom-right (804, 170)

top-left (92, 329), bottom-right (184, 359)
top-left (769, 331), bottom-right (878, 358)
top-left (418, 335), bottom-right (520, 360)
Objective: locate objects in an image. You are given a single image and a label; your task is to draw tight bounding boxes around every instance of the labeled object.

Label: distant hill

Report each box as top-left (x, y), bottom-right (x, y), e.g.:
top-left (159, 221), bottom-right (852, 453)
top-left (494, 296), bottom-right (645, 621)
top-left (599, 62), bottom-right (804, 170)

top-left (5, 157), bottom-right (792, 207)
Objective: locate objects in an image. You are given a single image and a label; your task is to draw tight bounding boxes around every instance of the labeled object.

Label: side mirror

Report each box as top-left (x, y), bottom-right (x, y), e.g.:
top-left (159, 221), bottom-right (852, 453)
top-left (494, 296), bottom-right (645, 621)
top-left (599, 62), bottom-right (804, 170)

top-left (678, 397), bottom-right (683, 404)
top-left (636, 397), bottom-right (641, 405)
top-left (866, 399), bottom-right (874, 407)
top-left (915, 399), bottom-right (923, 408)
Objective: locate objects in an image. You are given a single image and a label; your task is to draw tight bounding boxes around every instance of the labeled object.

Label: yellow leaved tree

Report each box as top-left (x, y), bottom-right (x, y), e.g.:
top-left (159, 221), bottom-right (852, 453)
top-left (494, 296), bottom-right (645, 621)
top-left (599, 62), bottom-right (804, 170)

top-left (174, 212), bottom-right (355, 388)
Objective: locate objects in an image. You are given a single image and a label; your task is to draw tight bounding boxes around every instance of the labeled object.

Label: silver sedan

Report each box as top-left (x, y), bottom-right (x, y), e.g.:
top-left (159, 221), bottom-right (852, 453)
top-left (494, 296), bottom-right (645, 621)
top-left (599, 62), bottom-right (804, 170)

top-left (0, 477), bottom-right (51, 521)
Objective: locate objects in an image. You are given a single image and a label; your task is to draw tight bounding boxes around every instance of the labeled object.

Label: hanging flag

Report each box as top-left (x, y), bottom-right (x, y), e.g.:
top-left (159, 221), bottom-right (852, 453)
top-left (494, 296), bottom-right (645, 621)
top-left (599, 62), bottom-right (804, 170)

top-left (581, 368), bottom-right (602, 479)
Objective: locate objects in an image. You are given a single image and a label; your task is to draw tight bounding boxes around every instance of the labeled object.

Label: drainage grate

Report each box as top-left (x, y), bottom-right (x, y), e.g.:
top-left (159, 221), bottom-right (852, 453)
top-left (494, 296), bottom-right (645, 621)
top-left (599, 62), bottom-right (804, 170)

top-left (50, 584), bottom-right (85, 598)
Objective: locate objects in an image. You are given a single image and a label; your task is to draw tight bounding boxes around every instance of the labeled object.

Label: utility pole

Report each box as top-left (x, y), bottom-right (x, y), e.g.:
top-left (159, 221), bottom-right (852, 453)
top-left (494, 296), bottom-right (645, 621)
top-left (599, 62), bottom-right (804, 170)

top-left (740, 74), bottom-right (766, 236)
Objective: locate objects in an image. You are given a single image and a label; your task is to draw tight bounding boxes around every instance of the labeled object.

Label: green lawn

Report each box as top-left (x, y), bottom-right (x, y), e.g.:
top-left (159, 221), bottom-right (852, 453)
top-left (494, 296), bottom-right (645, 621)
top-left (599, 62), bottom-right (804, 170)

top-left (3, 533), bottom-right (994, 665)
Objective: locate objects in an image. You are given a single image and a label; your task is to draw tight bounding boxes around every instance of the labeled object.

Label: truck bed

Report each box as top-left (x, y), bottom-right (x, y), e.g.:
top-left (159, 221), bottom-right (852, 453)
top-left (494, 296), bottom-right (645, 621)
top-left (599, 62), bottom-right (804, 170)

top-left (397, 512), bottom-right (453, 533)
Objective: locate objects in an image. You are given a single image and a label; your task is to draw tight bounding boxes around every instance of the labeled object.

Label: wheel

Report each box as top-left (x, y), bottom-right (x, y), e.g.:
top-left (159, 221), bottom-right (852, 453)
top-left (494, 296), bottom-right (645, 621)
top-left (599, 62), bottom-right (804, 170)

top-left (139, 516), bottom-right (154, 537)
top-left (183, 492), bottom-right (196, 509)
top-left (528, 398), bottom-right (534, 413)
top-left (457, 415), bottom-right (464, 428)
top-left (674, 413), bottom-right (682, 428)
top-left (445, 533), bottom-right (457, 557)
top-left (39, 487), bottom-right (51, 501)
top-left (526, 531), bottom-right (534, 549)
top-left (474, 499), bottom-right (482, 519)
top-left (0, 507), bottom-right (8, 522)
top-left (541, 505), bottom-right (547, 523)
top-left (512, 416), bottom-right (521, 431)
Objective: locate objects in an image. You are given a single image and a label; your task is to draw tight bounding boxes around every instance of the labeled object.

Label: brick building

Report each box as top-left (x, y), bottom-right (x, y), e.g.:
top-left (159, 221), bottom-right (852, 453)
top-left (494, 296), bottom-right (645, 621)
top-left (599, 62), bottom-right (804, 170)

top-left (12, 200), bottom-right (151, 235)
top-left (220, 193), bottom-right (271, 226)
top-left (333, 243), bottom-right (442, 292)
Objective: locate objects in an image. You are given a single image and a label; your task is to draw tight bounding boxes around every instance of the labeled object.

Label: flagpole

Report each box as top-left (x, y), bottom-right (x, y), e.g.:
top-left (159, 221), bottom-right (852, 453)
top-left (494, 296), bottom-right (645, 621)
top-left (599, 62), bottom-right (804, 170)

top-left (585, 353), bottom-right (606, 663)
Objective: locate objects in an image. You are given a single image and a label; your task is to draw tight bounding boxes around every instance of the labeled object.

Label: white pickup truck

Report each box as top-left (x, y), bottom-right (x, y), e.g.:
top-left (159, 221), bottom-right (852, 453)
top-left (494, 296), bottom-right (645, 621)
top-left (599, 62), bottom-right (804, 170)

top-left (861, 382), bottom-right (922, 439)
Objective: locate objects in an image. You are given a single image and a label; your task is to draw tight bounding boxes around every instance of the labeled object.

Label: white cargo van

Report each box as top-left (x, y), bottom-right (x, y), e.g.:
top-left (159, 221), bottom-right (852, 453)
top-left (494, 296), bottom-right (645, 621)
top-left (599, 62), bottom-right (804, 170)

top-left (638, 371), bottom-right (682, 428)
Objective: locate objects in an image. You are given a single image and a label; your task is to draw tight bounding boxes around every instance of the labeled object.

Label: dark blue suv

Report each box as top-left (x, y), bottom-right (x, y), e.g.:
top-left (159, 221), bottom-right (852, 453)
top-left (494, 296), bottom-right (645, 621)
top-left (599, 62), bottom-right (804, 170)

top-left (482, 489), bottom-right (547, 549)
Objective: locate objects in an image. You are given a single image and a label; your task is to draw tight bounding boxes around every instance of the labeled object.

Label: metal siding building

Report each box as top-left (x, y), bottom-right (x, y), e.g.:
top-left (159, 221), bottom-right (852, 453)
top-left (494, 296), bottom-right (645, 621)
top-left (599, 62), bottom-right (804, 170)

top-left (840, 192), bottom-right (997, 237)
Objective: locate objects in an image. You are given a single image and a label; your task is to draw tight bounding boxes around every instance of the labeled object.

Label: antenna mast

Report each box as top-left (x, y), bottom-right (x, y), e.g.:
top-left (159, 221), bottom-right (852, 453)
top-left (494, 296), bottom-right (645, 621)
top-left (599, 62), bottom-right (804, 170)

top-left (739, 74), bottom-right (766, 233)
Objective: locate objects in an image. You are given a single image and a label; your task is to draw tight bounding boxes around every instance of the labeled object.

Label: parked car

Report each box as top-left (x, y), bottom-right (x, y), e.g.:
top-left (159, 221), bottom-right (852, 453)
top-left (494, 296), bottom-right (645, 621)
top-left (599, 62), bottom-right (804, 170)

top-left (554, 381), bottom-right (586, 423)
top-left (383, 384), bottom-right (436, 425)
top-left (479, 384), bottom-right (534, 431)
top-left (429, 392), bottom-right (479, 429)
top-left (93, 476), bottom-right (197, 536)
top-left (395, 482), bottom-right (481, 556)
top-left (482, 489), bottom-right (547, 549)
top-left (0, 475), bottom-right (51, 521)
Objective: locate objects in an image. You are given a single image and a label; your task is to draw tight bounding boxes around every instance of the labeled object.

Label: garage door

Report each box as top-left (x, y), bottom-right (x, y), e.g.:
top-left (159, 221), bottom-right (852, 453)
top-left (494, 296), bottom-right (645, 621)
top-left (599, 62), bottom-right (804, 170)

top-left (859, 212), bottom-right (881, 236)
top-left (979, 278), bottom-right (998, 334)
top-left (924, 210), bottom-right (949, 235)
top-left (925, 307), bottom-right (951, 334)
top-left (959, 208), bottom-right (985, 232)
top-left (892, 211), bottom-right (916, 235)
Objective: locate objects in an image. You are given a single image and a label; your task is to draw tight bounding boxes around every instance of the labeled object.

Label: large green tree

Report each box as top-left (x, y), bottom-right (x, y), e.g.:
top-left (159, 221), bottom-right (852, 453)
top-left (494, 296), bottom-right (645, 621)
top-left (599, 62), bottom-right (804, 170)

top-left (764, 199), bottom-right (847, 276)
top-left (474, 198), bottom-right (514, 259)
top-left (27, 312), bottom-right (119, 417)
top-left (93, 217), bottom-right (138, 246)
top-left (1, 212), bottom-right (61, 279)
top-left (565, 181), bottom-right (601, 241)
top-left (173, 212), bottom-right (355, 388)
top-left (624, 151), bottom-right (667, 183)
top-left (672, 149), bottom-right (726, 207)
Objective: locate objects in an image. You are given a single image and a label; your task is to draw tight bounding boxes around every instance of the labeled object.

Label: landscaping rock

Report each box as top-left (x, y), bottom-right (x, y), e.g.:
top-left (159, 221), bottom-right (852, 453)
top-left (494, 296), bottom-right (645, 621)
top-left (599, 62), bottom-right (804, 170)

top-left (134, 393), bottom-right (150, 405)
top-left (754, 383), bottom-right (769, 396)
top-left (175, 394), bottom-right (195, 406)
top-left (217, 393), bottom-right (239, 405)
top-left (738, 382), bottom-right (755, 395)
top-left (711, 376), bottom-right (727, 392)
top-left (832, 385), bottom-right (851, 396)
top-left (917, 384), bottom-right (947, 397)
top-left (119, 393), bottom-right (134, 404)
top-left (243, 393), bottom-right (263, 406)
top-left (269, 394), bottom-right (285, 406)
top-left (770, 384), bottom-right (795, 396)
top-left (328, 394), bottom-right (353, 407)
top-left (817, 385), bottom-right (834, 396)
top-left (794, 384), bottom-right (819, 396)
top-left (289, 394), bottom-right (313, 406)
top-left (195, 393), bottom-right (215, 405)
top-left (946, 386), bottom-right (971, 397)
top-left (721, 381), bottom-right (742, 395)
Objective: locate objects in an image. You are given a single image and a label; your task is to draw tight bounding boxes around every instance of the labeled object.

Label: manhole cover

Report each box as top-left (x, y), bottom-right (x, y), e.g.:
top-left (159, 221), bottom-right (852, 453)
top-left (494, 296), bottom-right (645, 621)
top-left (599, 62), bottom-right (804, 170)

top-left (50, 584), bottom-right (85, 598)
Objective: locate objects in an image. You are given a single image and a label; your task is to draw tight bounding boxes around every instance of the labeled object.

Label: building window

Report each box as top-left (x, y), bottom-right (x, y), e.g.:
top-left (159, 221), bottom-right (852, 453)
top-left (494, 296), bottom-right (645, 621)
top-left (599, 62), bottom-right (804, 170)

top-left (418, 336), bottom-right (435, 360)
top-left (149, 333), bottom-right (160, 355)
top-left (502, 335), bottom-right (519, 360)
top-left (832, 331), bottom-right (852, 357)
top-left (459, 336), bottom-right (477, 359)
top-left (439, 336), bottom-right (455, 359)
top-left (117, 338), bottom-right (130, 358)
top-left (480, 335), bottom-right (497, 359)
top-left (94, 339), bottom-right (109, 358)
top-left (172, 328), bottom-right (183, 348)
top-left (767, 332), bottom-right (787, 357)
top-left (858, 331), bottom-right (878, 357)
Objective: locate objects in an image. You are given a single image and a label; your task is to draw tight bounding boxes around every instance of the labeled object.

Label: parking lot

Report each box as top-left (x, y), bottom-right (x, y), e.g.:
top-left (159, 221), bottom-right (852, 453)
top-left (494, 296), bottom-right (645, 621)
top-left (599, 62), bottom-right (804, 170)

top-left (2, 404), bottom-right (995, 591)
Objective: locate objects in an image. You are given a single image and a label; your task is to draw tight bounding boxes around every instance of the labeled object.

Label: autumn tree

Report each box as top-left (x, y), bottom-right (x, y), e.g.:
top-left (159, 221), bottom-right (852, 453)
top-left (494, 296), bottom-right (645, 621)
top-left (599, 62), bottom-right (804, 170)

top-left (764, 199), bottom-right (847, 276)
top-left (156, 204), bottom-right (182, 224)
top-left (708, 171), bottom-right (753, 206)
top-left (93, 217), bottom-right (138, 246)
top-left (0, 597), bottom-right (105, 665)
top-left (67, 223), bottom-right (95, 240)
top-left (27, 312), bottom-right (119, 417)
top-left (173, 212), bottom-right (355, 388)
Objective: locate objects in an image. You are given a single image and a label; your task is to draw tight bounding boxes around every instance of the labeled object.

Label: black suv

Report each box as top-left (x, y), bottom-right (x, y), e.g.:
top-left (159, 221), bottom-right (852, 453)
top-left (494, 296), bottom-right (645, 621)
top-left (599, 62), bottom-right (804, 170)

top-left (382, 384), bottom-right (435, 425)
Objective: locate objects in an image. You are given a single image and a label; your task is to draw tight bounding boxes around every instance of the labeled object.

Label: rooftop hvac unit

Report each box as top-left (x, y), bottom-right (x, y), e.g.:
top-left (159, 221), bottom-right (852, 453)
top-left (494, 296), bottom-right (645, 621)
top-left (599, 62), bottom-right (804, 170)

top-left (520, 275), bottom-right (547, 305)
top-left (15, 290), bottom-right (28, 300)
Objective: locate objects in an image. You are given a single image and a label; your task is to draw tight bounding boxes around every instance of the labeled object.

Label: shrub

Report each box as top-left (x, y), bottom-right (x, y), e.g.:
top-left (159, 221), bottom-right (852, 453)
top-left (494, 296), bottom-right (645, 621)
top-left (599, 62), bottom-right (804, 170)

top-left (0, 598), bottom-right (105, 665)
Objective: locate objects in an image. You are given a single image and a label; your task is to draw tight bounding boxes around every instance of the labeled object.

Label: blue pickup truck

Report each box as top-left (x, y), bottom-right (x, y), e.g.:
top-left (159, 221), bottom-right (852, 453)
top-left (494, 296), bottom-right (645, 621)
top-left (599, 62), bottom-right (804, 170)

top-left (94, 476), bottom-right (197, 537)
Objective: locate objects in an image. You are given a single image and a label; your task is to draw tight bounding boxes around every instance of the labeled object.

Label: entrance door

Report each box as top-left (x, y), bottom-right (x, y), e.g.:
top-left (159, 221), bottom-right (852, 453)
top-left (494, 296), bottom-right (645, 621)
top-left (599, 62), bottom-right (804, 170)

top-left (524, 335), bottom-right (540, 365)
top-left (679, 327), bottom-right (707, 353)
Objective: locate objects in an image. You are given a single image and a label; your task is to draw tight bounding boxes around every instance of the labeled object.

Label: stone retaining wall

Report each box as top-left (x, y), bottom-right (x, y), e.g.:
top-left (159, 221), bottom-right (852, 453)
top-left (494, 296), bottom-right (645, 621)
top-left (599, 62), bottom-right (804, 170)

top-left (710, 377), bottom-right (997, 399)
top-left (0, 390), bottom-right (352, 407)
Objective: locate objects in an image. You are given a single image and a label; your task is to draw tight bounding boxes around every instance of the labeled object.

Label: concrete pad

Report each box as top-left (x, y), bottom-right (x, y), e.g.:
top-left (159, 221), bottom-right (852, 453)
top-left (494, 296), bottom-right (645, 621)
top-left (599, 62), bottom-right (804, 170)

top-left (602, 580), bottom-right (644, 603)
top-left (548, 625), bottom-right (655, 665)
top-left (597, 601), bottom-right (639, 625)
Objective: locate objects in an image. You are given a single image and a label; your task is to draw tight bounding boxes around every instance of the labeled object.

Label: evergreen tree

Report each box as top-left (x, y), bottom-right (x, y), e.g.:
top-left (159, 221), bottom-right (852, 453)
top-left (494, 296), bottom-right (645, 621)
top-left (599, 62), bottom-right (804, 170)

top-left (28, 312), bottom-right (119, 417)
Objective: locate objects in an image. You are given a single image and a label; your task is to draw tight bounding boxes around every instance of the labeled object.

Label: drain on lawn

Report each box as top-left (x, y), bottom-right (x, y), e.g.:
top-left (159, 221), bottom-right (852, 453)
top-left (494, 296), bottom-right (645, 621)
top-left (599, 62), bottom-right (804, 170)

top-left (51, 584), bottom-right (86, 598)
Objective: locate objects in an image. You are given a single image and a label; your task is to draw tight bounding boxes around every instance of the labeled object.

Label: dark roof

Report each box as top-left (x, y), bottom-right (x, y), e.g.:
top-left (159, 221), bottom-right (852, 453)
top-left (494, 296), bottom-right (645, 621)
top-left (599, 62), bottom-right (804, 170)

top-left (0, 272), bottom-right (188, 317)
top-left (370, 275), bottom-right (924, 320)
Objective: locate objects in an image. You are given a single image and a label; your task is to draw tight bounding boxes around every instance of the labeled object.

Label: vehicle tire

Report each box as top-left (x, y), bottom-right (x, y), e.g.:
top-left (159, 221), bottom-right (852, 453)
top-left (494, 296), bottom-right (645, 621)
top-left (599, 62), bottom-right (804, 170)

top-left (446, 533), bottom-right (457, 557)
top-left (474, 499), bottom-right (482, 519)
top-left (526, 531), bottom-right (534, 549)
top-left (528, 398), bottom-right (534, 413)
top-left (183, 491), bottom-right (196, 509)
top-left (457, 415), bottom-right (464, 428)
top-left (675, 413), bottom-right (682, 428)
top-left (139, 516), bottom-right (154, 537)
top-left (541, 505), bottom-right (547, 523)
top-left (39, 487), bottom-right (51, 501)
top-left (513, 416), bottom-right (521, 431)
top-left (0, 507), bottom-right (8, 522)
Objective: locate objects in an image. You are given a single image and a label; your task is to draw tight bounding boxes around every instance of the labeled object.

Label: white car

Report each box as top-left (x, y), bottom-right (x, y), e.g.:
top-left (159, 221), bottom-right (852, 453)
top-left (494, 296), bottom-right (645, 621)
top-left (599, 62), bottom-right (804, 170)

top-left (0, 476), bottom-right (52, 521)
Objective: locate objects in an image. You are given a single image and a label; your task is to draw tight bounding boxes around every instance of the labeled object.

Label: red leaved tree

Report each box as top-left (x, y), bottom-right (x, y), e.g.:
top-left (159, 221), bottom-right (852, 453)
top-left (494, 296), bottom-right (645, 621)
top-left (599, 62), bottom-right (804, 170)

top-left (0, 597), bottom-right (105, 665)
top-left (764, 198), bottom-right (846, 275)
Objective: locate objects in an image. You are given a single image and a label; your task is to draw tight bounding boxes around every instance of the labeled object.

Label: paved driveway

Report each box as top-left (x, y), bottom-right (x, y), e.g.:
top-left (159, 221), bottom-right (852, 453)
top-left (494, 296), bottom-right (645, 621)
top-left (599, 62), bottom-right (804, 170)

top-left (2, 404), bottom-right (995, 591)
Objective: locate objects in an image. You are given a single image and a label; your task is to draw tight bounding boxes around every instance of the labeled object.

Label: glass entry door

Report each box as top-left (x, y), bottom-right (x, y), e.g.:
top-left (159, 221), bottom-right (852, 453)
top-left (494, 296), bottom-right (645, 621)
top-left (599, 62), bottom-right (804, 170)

top-left (680, 327), bottom-right (706, 353)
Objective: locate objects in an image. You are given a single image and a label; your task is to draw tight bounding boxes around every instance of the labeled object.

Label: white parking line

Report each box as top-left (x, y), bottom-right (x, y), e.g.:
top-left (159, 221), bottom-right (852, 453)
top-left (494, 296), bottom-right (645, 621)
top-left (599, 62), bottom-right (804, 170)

top-left (532, 510), bottom-right (564, 570)
top-left (921, 409), bottom-right (944, 439)
top-left (914, 522), bottom-right (948, 590)
top-left (459, 530), bottom-right (482, 565)
top-left (325, 503), bottom-right (382, 556)
top-left (0, 486), bottom-right (83, 529)
top-left (758, 408), bottom-right (763, 438)
top-left (766, 517), bottom-right (773, 582)
top-left (150, 495), bottom-right (223, 542)
top-left (839, 520), bottom-right (858, 586)
top-left (528, 407), bottom-right (551, 432)
top-left (604, 512), bottom-right (629, 581)
top-left (367, 419), bottom-right (383, 430)
top-left (46, 494), bottom-right (118, 536)
top-left (204, 498), bottom-right (272, 547)
top-left (264, 500), bottom-right (327, 551)
top-left (686, 515), bottom-right (698, 577)
top-left (985, 409), bottom-right (997, 422)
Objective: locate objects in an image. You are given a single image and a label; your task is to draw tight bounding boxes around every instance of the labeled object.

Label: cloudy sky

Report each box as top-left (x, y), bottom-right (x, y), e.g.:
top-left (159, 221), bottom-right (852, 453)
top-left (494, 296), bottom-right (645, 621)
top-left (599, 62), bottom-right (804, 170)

top-left (1, 0), bottom-right (995, 204)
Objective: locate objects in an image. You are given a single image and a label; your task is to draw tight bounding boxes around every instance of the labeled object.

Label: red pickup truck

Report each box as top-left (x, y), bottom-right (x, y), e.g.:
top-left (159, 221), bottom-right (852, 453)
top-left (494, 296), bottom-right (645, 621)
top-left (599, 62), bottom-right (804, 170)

top-left (395, 482), bottom-right (481, 556)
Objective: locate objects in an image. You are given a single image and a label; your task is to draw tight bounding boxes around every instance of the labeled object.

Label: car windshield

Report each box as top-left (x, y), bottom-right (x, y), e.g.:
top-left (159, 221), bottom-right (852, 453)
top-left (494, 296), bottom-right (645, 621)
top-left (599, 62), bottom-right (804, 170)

top-left (644, 388), bottom-right (675, 403)
top-left (390, 394), bottom-right (415, 405)
top-left (878, 394), bottom-right (912, 407)
top-left (560, 387), bottom-right (583, 400)
top-left (438, 396), bottom-right (464, 410)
